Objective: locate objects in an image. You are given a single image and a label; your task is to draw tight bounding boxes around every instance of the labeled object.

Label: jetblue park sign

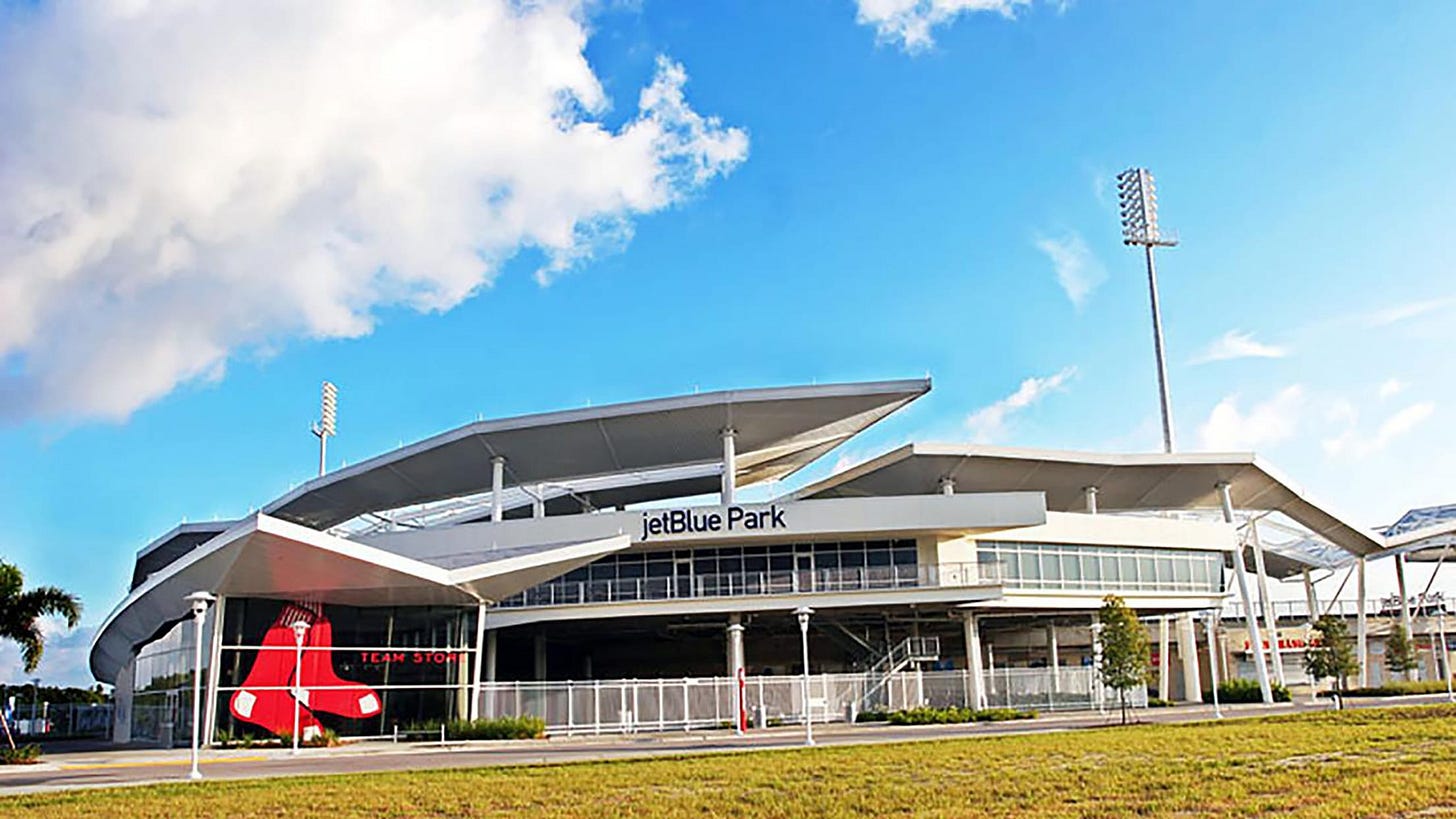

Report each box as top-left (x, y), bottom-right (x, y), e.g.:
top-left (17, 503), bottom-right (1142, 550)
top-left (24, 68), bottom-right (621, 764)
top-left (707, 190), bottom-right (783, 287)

top-left (640, 504), bottom-right (787, 541)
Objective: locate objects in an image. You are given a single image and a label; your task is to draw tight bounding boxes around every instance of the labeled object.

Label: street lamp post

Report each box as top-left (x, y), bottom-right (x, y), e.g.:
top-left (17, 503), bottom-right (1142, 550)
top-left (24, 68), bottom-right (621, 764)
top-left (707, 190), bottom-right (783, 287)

top-left (1116, 167), bottom-right (1180, 454)
top-left (794, 606), bottom-right (815, 747)
top-left (184, 591), bottom-right (216, 780)
top-left (290, 620), bottom-right (311, 755)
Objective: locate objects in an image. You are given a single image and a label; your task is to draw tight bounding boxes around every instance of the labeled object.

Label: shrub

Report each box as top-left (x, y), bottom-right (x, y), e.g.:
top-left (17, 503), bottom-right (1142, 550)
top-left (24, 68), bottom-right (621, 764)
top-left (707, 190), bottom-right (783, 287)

top-left (446, 715), bottom-right (546, 741)
top-left (1146, 698), bottom-right (1174, 708)
top-left (855, 710), bottom-right (890, 723)
top-left (0, 744), bottom-right (42, 765)
top-left (1208, 678), bottom-right (1292, 703)
top-left (1326, 679), bottom-right (1455, 698)
top-left (972, 708), bottom-right (1036, 722)
top-left (884, 706), bottom-right (1035, 725)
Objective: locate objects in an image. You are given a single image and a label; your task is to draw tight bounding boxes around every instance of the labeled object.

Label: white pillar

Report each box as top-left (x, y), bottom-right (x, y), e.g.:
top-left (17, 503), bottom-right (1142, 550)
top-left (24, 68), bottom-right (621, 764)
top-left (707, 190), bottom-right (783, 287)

top-left (1158, 616), bottom-right (1171, 701)
top-left (1046, 622), bottom-right (1060, 694)
top-left (532, 484), bottom-right (546, 519)
top-left (1249, 522), bottom-right (1286, 688)
top-left (720, 428), bottom-right (737, 504)
top-left (202, 594), bottom-right (226, 746)
top-left (1395, 554), bottom-right (1417, 680)
top-left (470, 605), bottom-right (487, 721)
top-left (1217, 482), bottom-right (1273, 704)
top-left (483, 629), bottom-right (498, 718)
top-left (1084, 486), bottom-right (1098, 514)
top-left (534, 632), bottom-right (547, 681)
top-left (491, 456), bottom-right (506, 523)
top-left (726, 618), bottom-right (745, 735)
top-left (1206, 612), bottom-right (1223, 718)
top-left (1357, 556), bottom-right (1369, 687)
top-left (1302, 569), bottom-right (1320, 624)
top-left (963, 613), bottom-right (986, 710)
top-left (939, 476), bottom-right (956, 496)
top-left (1178, 612), bottom-right (1201, 703)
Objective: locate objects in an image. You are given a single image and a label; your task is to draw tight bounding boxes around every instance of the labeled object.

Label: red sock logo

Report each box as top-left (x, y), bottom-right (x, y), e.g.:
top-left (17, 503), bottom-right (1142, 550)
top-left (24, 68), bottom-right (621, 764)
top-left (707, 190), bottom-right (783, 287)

top-left (299, 606), bottom-right (381, 719)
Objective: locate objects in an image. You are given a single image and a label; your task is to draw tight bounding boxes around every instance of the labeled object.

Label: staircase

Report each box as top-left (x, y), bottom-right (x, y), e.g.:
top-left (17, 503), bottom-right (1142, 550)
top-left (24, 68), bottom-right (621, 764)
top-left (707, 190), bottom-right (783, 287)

top-left (860, 636), bottom-right (940, 711)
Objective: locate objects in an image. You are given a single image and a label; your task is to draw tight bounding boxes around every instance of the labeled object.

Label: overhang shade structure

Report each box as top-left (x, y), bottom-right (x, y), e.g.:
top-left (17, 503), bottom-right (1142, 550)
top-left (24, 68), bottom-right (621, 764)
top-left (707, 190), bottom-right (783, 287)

top-left (265, 379), bottom-right (930, 531)
top-left (91, 514), bottom-right (629, 683)
top-left (131, 521), bottom-right (238, 590)
top-left (794, 444), bottom-right (1384, 561)
top-left (1386, 517), bottom-right (1456, 563)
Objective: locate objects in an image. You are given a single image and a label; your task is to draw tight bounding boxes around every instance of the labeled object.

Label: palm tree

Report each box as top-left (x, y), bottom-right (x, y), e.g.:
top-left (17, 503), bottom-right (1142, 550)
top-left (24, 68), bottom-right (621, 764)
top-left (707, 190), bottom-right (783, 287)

top-left (0, 561), bottom-right (81, 674)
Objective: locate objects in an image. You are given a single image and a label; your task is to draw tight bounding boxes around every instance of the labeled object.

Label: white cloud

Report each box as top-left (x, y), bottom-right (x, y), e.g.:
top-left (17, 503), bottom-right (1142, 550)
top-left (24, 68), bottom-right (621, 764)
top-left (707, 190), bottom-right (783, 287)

top-left (1378, 378), bottom-right (1407, 400)
top-left (1323, 401), bottom-right (1435, 459)
top-left (855, 0), bottom-right (1034, 52)
top-left (0, 1), bottom-right (748, 422)
top-left (1190, 329), bottom-right (1289, 364)
top-left (1197, 385), bottom-right (1305, 451)
top-left (0, 619), bottom-right (97, 688)
top-left (965, 366), bottom-right (1076, 443)
top-left (1034, 232), bottom-right (1106, 310)
top-left (1364, 297), bottom-right (1456, 328)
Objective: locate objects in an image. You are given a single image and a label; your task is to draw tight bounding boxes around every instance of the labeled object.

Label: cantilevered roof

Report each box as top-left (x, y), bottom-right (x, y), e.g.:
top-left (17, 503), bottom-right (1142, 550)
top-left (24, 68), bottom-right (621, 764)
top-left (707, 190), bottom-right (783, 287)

top-left (131, 521), bottom-right (237, 590)
top-left (794, 444), bottom-right (1383, 558)
top-left (91, 514), bottom-right (628, 683)
top-left (263, 379), bottom-right (929, 531)
top-left (1385, 518), bottom-right (1456, 563)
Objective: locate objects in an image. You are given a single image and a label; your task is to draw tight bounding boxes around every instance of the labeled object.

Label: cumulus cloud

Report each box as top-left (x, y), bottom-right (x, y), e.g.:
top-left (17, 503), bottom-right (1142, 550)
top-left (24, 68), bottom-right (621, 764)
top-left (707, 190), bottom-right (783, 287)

top-left (965, 366), bottom-right (1076, 443)
top-left (1189, 329), bottom-right (1289, 365)
top-left (855, 0), bottom-right (1036, 52)
top-left (0, 619), bottom-right (96, 688)
top-left (1378, 378), bottom-right (1407, 400)
top-left (0, 1), bottom-right (748, 422)
top-left (1197, 385), bottom-right (1304, 451)
top-left (1323, 401), bottom-right (1435, 459)
top-left (1034, 232), bottom-right (1106, 310)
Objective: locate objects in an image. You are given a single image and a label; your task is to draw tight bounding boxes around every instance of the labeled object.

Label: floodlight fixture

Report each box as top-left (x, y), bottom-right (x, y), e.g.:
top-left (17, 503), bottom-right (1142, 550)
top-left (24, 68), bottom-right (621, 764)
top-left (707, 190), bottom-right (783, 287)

top-left (310, 381), bottom-right (338, 477)
top-left (1116, 167), bottom-right (1178, 453)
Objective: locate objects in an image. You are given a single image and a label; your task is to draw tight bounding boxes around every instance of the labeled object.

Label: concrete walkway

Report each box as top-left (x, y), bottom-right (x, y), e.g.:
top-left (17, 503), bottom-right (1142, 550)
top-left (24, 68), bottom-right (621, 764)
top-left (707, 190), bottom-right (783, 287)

top-left (2, 695), bottom-right (1450, 796)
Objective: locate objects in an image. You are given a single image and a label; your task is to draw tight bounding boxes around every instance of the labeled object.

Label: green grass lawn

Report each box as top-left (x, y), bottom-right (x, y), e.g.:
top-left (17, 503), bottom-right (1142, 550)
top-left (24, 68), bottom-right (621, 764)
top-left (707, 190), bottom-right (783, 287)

top-left (9, 706), bottom-right (1456, 818)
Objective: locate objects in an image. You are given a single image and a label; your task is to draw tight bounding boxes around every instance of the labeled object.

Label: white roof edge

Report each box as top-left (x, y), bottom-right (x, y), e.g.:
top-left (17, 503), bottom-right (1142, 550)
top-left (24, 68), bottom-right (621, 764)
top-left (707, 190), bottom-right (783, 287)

top-left (263, 378), bottom-right (930, 518)
top-left (135, 519), bottom-right (239, 559)
top-left (1384, 518), bottom-right (1456, 552)
top-left (444, 533), bottom-right (631, 585)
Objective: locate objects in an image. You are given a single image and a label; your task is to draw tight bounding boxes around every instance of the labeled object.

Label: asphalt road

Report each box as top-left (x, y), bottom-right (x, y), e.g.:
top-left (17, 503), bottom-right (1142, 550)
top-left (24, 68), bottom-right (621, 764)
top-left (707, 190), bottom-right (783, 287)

top-left (2, 695), bottom-right (1451, 796)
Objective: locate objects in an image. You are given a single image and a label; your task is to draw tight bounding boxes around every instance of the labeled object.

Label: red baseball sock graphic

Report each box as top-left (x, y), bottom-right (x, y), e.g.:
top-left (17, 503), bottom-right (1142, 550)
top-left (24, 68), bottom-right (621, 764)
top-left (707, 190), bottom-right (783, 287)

top-left (229, 603), bottom-right (325, 740)
top-left (298, 609), bottom-right (381, 719)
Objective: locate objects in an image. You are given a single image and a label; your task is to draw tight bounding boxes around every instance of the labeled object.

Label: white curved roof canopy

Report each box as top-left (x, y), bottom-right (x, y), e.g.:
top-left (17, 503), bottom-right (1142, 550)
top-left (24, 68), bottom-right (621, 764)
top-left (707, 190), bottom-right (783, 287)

top-left (795, 444), bottom-right (1384, 559)
top-left (91, 514), bottom-right (628, 684)
top-left (264, 379), bottom-right (930, 530)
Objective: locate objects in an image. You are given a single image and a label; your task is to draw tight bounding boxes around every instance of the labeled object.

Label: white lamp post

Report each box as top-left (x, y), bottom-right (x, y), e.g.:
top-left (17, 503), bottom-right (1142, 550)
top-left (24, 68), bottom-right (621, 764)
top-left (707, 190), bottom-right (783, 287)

top-left (794, 606), bottom-right (815, 747)
top-left (290, 620), bottom-right (311, 755)
top-left (184, 591), bottom-right (216, 780)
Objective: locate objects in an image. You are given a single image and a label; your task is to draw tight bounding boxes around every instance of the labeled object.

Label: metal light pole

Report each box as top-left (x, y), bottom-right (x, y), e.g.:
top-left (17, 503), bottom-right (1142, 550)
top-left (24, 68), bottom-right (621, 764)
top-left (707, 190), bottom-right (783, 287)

top-left (290, 620), bottom-right (311, 754)
top-left (794, 606), bottom-right (815, 746)
top-left (1205, 611), bottom-right (1223, 719)
top-left (185, 591), bottom-right (216, 780)
top-left (1440, 610), bottom-right (1454, 704)
top-left (1116, 167), bottom-right (1179, 454)
top-left (310, 381), bottom-right (338, 477)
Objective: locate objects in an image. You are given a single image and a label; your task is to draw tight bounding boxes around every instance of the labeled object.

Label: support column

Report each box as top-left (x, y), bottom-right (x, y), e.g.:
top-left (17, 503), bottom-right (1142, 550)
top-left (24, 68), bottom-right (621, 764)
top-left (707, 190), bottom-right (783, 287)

top-left (1249, 522), bottom-right (1286, 688)
top-left (963, 613), bottom-right (986, 710)
top-left (1084, 486), bottom-right (1099, 514)
top-left (1046, 622), bottom-right (1060, 694)
top-left (1206, 611), bottom-right (1223, 717)
top-left (939, 476), bottom-right (956, 496)
top-left (1177, 612), bottom-right (1201, 703)
top-left (1357, 557), bottom-right (1369, 687)
top-left (532, 484), bottom-right (546, 519)
top-left (491, 456), bottom-right (506, 523)
top-left (726, 617), bottom-right (745, 734)
top-left (1158, 616), bottom-right (1171, 701)
top-left (1218, 482), bottom-right (1273, 704)
top-left (1303, 569), bottom-right (1320, 624)
top-left (1395, 554), bottom-right (1417, 680)
top-left (202, 594), bottom-right (226, 746)
top-left (720, 428), bottom-right (737, 504)
top-left (483, 629), bottom-right (498, 718)
top-left (470, 605), bottom-right (487, 721)
top-left (534, 632), bottom-right (547, 681)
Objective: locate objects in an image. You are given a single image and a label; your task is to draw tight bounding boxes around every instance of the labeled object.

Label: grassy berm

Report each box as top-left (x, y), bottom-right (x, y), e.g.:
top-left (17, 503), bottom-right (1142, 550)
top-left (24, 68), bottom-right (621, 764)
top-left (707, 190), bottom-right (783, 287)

top-left (7, 705), bottom-right (1456, 818)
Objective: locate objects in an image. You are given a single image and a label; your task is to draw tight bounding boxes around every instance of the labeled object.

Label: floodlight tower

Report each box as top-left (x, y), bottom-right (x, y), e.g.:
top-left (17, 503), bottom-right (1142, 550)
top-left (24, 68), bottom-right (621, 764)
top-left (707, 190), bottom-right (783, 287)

top-left (310, 381), bottom-right (338, 477)
top-left (1117, 168), bottom-right (1179, 453)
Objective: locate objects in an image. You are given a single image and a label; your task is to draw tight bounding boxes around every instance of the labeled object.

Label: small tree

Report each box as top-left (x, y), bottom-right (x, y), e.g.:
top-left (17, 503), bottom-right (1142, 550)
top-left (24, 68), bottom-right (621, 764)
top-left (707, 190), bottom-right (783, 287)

top-left (1384, 623), bottom-right (1419, 678)
top-left (1304, 615), bottom-right (1358, 693)
top-left (1096, 595), bottom-right (1151, 724)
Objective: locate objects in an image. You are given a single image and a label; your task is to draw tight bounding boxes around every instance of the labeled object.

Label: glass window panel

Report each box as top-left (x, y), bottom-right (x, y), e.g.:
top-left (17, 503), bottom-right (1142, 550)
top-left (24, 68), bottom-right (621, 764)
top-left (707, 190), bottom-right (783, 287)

top-left (1173, 556), bottom-right (1192, 584)
top-left (1061, 554), bottom-right (1082, 585)
top-left (1082, 553), bottom-right (1102, 583)
top-left (893, 547), bottom-right (918, 566)
top-left (841, 551), bottom-right (865, 568)
top-left (1041, 551), bottom-right (1061, 583)
top-left (867, 549), bottom-right (892, 567)
top-left (1118, 556), bottom-right (1136, 585)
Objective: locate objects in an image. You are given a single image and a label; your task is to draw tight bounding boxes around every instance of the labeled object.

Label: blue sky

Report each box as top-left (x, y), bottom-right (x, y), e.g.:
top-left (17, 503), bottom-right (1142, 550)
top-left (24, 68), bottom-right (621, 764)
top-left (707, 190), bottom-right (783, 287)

top-left (2, 1), bottom-right (1454, 685)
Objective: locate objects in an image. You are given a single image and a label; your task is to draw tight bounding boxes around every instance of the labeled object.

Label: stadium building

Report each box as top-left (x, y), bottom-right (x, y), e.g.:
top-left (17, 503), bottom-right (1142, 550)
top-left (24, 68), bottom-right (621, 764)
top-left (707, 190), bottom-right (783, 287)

top-left (92, 379), bottom-right (1421, 746)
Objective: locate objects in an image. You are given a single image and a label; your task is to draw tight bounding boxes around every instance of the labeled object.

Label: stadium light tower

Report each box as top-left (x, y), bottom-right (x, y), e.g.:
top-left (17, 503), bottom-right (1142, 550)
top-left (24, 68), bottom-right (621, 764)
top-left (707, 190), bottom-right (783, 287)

top-left (1117, 168), bottom-right (1179, 453)
top-left (310, 381), bottom-right (338, 477)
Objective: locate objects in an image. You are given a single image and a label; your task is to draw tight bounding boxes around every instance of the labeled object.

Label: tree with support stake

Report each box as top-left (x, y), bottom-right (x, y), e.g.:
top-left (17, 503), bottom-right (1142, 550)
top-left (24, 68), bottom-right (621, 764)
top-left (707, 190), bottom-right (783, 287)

top-left (1384, 623), bottom-right (1419, 678)
top-left (1305, 615), bottom-right (1358, 695)
top-left (1096, 596), bottom-right (1151, 725)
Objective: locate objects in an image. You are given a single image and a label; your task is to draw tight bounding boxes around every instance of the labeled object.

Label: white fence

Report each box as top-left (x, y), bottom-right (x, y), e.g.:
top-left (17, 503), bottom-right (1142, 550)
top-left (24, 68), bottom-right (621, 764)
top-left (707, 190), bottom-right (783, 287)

top-left (479, 667), bottom-right (1139, 736)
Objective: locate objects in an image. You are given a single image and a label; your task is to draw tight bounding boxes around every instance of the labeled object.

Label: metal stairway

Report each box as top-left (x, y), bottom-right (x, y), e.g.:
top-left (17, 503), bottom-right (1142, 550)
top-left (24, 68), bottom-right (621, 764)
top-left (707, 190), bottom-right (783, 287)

top-left (860, 636), bottom-right (940, 711)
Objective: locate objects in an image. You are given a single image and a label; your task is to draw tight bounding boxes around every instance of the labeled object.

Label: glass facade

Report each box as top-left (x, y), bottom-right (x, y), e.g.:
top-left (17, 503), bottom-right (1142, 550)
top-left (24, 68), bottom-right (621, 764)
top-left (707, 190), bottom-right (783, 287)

top-left (130, 617), bottom-right (204, 746)
top-left (977, 541), bottom-right (1224, 593)
top-left (215, 599), bottom-right (476, 740)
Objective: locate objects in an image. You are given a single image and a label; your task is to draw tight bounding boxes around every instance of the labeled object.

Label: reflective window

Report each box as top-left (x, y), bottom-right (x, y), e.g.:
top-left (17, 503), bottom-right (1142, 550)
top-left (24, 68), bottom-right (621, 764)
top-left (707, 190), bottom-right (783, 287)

top-left (977, 541), bottom-right (1224, 593)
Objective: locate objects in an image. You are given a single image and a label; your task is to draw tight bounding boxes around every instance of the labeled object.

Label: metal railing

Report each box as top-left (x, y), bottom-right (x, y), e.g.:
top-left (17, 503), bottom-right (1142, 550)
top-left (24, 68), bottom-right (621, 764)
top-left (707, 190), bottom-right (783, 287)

top-left (476, 666), bottom-right (1132, 736)
top-left (499, 562), bottom-right (1001, 609)
top-left (1221, 597), bottom-right (1453, 622)
top-left (4, 702), bottom-right (114, 739)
